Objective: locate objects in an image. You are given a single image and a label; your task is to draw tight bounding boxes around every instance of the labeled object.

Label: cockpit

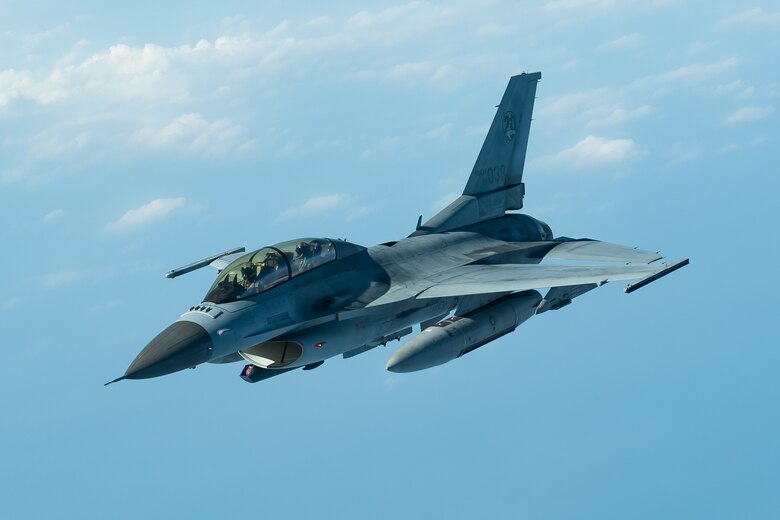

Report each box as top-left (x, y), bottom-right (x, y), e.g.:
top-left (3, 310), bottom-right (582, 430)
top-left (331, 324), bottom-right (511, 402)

top-left (204, 238), bottom-right (337, 304)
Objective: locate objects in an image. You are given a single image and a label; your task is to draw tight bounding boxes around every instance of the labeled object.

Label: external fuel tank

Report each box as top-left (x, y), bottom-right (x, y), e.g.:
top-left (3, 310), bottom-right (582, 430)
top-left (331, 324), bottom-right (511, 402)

top-left (386, 291), bottom-right (542, 373)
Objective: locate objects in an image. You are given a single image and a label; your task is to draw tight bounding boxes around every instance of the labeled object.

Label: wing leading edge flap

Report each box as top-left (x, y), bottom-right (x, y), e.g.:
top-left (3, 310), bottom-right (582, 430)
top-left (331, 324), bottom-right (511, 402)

top-left (417, 261), bottom-right (687, 299)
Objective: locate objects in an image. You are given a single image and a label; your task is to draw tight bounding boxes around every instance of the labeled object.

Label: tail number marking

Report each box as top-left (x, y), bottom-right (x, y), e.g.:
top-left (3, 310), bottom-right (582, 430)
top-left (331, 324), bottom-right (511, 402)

top-left (472, 164), bottom-right (506, 187)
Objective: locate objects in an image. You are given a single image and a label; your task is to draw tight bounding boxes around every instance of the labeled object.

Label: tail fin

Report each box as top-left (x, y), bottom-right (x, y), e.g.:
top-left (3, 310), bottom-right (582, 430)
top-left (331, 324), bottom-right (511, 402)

top-left (464, 71), bottom-right (540, 198)
top-left (414, 72), bottom-right (541, 235)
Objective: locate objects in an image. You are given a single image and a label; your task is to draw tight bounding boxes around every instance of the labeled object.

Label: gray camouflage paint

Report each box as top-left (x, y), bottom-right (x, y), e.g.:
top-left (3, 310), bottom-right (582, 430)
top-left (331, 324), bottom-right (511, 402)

top-left (109, 72), bottom-right (687, 384)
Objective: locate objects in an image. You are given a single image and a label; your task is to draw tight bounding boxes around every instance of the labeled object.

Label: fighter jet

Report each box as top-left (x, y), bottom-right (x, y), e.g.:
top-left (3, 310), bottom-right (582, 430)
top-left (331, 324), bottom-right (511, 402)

top-left (107, 71), bottom-right (688, 385)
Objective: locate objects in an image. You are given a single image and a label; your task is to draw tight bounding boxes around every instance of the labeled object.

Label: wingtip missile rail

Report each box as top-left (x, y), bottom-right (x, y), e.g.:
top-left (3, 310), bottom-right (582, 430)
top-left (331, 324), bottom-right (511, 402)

top-left (165, 246), bottom-right (246, 279)
top-left (624, 258), bottom-right (690, 294)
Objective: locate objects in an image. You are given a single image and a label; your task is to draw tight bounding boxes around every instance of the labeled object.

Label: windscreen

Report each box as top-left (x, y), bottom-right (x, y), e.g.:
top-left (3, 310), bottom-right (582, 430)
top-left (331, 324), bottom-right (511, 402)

top-left (204, 247), bottom-right (289, 304)
top-left (203, 238), bottom-right (337, 304)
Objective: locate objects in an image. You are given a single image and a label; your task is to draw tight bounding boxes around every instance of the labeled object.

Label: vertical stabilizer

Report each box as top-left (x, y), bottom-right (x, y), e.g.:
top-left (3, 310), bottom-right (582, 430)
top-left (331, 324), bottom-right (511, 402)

top-left (463, 72), bottom-right (540, 198)
top-left (414, 72), bottom-right (541, 236)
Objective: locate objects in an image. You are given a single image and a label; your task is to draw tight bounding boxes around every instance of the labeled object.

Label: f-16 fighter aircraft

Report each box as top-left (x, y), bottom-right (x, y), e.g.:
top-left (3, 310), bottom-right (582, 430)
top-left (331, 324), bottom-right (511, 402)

top-left (107, 72), bottom-right (688, 385)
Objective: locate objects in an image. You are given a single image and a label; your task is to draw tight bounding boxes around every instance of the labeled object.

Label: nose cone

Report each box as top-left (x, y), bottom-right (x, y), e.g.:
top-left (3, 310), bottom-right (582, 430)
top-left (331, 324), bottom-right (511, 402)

top-left (124, 321), bottom-right (213, 380)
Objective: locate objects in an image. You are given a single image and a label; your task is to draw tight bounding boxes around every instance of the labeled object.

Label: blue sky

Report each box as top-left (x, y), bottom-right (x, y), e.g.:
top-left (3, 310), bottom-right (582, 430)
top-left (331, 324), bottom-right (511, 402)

top-left (2, 1), bottom-right (779, 518)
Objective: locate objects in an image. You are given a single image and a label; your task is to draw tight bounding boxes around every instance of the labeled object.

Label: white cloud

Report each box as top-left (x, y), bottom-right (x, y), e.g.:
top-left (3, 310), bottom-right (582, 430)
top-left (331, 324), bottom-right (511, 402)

top-left (23, 23), bottom-right (71, 47)
top-left (474, 23), bottom-right (516, 38)
top-left (535, 135), bottom-right (641, 168)
top-left (387, 61), bottom-right (433, 81)
top-left (467, 123), bottom-right (491, 137)
top-left (385, 61), bottom-right (456, 83)
top-left (0, 168), bottom-right (24, 184)
top-left (43, 209), bottom-right (64, 223)
top-left (651, 87), bottom-right (671, 98)
top-left (34, 265), bottom-right (128, 289)
top-left (43, 270), bottom-right (82, 289)
top-left (650, 58), bottom-right (740, 84)
top-left (133, 113), bottom-right (245, 156)
top-left (737, 86), bottom-right (755, 99)
top-left (587, 105), bottom-right (654, 126)
top-left (722, 106), bottom-right (774, 126)
top-left (383, 376), bottom-right (399, 390)
top-left (28, 126), bottom-right (94, 159)
top-left (431, 64), bottom-right (456, 81)
top-left (713, 80), bottom-right (743, 95)
top-left (0, 69), bottom-right (31, 106)
top-left (2, 4), bottom-right (491, 183)
top-left (348, 2), bottom-right (455, 43)
top-left (276, 194), bottom-right (345, 222)
top-left (536, 62), bottom-right (740, 126)
top-left (688, 41), bottom-right (719, 54)
top-left (543, 0), bottom-right (617, 12)
top-left (599, 33), bottom-right (644, 50)
top-left (3, 2), bottom-right (762, 193)
top-left (0, 21), bottom-right (306, 109)
top-left (536, 90), bottom-right (594, 119)
top-left (106, 197), bottom-right (186, 232)
top-left (345, 205), bottom-right (379, 222)
top-left (6, 43), bottom-right (186, 105)
top-left (720, 8), bottom-right (780, 29)
top-left (537, 89), bottom-right (653, 129)
top-left (23, 259), bottom-right (158, 295)
top-left (361, 136), bottom-right (401, 158)
top-left (664, 142), bottom-right (702, 165)
top-left (425, 123), bottom-right (453, 141)
top-left (276, 193), bottom-right (377, 223)
top-left (304, 16), bottom-right (335, 27)
top-left (1, 297), bottom-right (22, 310)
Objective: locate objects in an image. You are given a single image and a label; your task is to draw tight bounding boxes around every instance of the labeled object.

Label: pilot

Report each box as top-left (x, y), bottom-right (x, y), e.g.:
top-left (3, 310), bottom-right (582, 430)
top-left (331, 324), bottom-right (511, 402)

top-left (294, 241), bottom-right (312, 269)
top-left (241, 264), bottom-right (257, 288)
top-left (307, 240), bottom-right (323, 257)
top-left (262, 252), bottom-right (280, 271)
top-left (257, 251), bottom-right (284, 288)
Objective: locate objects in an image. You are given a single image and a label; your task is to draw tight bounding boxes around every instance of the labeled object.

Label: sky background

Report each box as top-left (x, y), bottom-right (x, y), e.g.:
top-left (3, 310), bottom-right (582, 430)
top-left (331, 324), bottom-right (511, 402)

top-left (2, 1), bottom-right (779, 518)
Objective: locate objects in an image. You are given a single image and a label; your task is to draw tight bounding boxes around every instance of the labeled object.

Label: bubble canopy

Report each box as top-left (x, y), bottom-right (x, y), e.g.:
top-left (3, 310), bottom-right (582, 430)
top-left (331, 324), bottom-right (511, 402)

top-left (204, 238), bottom-right (336, 304)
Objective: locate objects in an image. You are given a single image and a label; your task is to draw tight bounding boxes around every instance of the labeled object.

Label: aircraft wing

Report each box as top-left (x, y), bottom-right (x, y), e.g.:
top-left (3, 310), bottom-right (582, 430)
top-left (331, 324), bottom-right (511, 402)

top-left (417, 260), bottom-right (688, 299)
top-left (544, 239), bottom-right (662, 263)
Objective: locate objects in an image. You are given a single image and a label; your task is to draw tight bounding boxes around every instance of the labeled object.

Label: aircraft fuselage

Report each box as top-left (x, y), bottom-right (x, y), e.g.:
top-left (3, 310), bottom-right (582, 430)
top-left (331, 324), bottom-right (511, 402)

top-left (121, 214), bottom-right (553, 381)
